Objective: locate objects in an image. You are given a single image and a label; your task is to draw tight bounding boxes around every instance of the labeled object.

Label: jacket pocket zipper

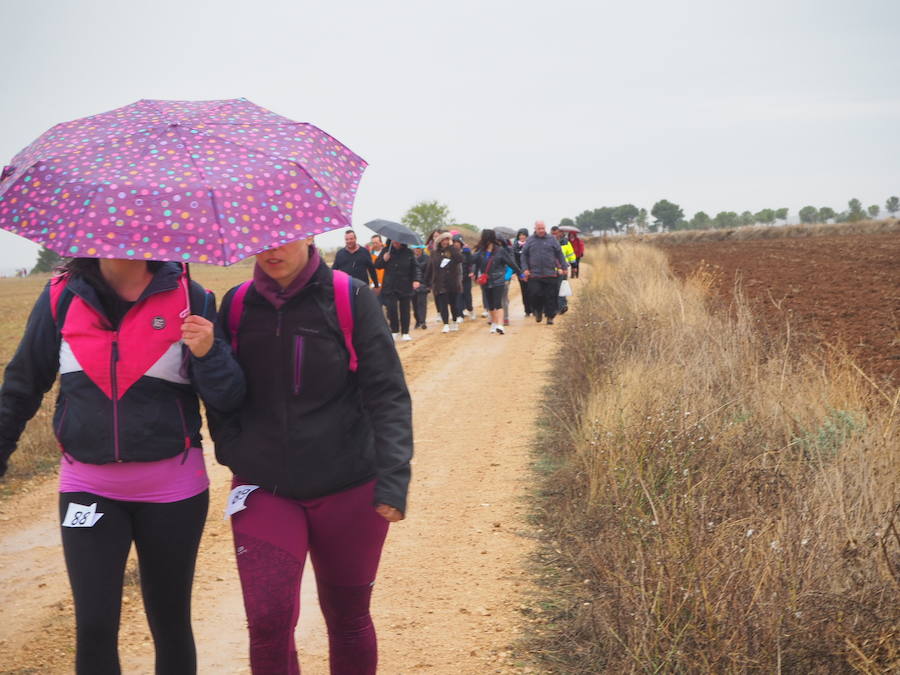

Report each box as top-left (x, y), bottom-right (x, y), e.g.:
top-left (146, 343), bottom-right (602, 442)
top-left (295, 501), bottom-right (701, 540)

top-left (55, 399), bottom-right (73, 463)
top-left (293, 335), bottom-right (305, 395)
top-left (175, 398), bottom-right (191, 463)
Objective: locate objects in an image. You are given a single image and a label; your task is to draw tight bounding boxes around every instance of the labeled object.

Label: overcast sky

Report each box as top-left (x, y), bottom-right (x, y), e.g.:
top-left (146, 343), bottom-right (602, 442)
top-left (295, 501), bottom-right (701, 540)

top-left (1, 0), bottom-right (898, 271)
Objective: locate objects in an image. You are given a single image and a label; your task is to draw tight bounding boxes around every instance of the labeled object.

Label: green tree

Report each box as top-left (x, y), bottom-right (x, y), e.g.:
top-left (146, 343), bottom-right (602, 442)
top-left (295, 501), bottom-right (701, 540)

top-left (30, 246), bottom-right (62, 274)
top-left (867, 204), bottom-right (880, 218)
top-left (613, 204), bottom-right (639, 230)
top-left (401, 200), bottom-right (454, 238)
top-left (690, 211), bottom-right (711, 229)
top-left (636, 208), bottom-right (648, 229)
top-left (775, 207), bottom-right (789, 222)
top-left (755, 208), bottom-right (776, 226)
top-left (798, 206), bottom-right (819, 223)
top-left (713, 211), bottom-right (740, 229)
top-left (885, 196), bottom-right (899, 217)
top-left (818, 206), bottom-right (836, 222)
top-left (739, 211), bottom-right (756, 226)
top-left (847, 198), bottom-right (864, 222)
top-left (650, 200), bottom-right (684, 230)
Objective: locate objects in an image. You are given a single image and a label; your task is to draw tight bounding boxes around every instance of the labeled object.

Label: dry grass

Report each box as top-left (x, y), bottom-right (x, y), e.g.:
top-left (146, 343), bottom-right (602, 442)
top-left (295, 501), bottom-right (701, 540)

top-left (528, 242), bottom-right (899, 673)
top-left (641, 218), bottom-right (900, 247)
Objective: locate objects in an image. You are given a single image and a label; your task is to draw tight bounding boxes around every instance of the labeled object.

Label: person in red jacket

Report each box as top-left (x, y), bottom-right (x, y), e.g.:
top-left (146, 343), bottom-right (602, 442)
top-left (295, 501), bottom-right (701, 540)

top-left (569, 232), bottom-right (585, 278)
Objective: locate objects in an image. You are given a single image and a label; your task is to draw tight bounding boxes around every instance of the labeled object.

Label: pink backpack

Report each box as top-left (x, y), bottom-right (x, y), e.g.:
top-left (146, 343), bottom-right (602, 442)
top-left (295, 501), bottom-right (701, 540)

top-left (227, 270), bottom-right (358, 372)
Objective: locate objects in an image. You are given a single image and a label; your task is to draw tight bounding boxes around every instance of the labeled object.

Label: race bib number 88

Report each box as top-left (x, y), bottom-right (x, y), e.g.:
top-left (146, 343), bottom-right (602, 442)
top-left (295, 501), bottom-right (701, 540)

top-left (63, 502), bottom-right (104, 528)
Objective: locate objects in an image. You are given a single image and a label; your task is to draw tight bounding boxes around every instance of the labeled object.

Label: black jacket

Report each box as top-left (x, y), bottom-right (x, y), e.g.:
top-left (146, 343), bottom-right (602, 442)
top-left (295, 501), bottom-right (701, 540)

top-left (210, 261), bottom-right (413, 513)
top-left (332, 246), bottom-right (379, 287)
top-left (0, 263), bottom-right (245, 475)
top-left (424, 245), bottom-right (463, 295)
top-left (375, 245), bottom-right (421, 297)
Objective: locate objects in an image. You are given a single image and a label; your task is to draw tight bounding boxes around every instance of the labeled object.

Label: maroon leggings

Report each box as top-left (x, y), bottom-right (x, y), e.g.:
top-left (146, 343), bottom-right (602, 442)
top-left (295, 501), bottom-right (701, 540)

top-left (230, 479), bottom-right (389, 674)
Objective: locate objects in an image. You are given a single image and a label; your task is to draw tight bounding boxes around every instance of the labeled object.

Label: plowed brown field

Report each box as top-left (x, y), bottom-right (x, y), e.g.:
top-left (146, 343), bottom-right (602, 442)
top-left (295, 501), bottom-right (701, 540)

top-left (658, 232), bottom-right (900, 387)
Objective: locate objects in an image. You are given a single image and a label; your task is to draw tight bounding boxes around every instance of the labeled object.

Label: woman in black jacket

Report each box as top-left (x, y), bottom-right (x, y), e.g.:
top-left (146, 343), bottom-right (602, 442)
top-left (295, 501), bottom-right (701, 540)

top-left (474, 229), bottom-right (523, 335)
top-left (424, 232), bottom-right (464, 333)
top-left (375, 240), bottom-right (421, 340)
top-left (212, 237), bottom-right (412, 675)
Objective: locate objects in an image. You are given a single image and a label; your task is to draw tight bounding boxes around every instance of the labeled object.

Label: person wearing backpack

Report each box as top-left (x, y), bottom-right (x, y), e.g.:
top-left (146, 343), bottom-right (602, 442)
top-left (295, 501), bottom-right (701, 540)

top-left (0, 257), bottom-right (246, 674)
top-left (210, 237), bottom-right (412, 675)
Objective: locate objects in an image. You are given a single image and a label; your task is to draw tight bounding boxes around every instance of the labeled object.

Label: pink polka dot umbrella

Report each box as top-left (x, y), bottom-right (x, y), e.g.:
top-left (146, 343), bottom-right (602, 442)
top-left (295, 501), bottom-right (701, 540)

top-left (0, 98), bottom-right (367, 265)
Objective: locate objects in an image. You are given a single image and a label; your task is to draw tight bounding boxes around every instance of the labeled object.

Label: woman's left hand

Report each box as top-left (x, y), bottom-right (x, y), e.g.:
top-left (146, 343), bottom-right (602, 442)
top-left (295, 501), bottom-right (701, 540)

top-left (375, 504), bottom-right (404, 522)
top-left (181, 315), bottom-right (215, 358)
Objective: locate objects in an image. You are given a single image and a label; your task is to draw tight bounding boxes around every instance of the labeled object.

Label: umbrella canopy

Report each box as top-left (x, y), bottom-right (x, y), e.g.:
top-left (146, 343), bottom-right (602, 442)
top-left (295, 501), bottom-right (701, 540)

top-left (0, 98), bottom-right (367, 265)
top-left (558, 225), bottom-right (581, 233)
top-left (493, 226), bottom-right (517, 240)
top-left (364, 219), bottom-right (423, 246)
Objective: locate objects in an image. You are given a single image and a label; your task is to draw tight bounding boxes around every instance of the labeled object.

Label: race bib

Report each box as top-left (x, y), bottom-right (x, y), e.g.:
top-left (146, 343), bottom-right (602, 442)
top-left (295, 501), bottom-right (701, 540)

top-left (225, 485), bottom-right (260, 518)
top-left (62, 502), bottom-right (104, 528)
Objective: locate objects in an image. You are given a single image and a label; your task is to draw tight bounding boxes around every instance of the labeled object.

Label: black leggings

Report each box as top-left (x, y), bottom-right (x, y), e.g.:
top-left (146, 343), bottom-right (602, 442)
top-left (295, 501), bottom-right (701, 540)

top-left (383, 293), bottom-right (411, 334)
top-left (434, 292), bottom-right (460, 324)
top-left (60, 490), bottom-right (209, 675)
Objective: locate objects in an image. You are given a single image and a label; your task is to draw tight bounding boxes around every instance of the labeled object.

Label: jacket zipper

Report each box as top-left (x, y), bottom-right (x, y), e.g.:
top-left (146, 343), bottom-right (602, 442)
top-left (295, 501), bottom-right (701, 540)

top-left (175, 398), bottom-right (191, 463)
top-left (111, 334), bottom-right (121, 462)
top-left (293, 335), bottom-right (304, 395)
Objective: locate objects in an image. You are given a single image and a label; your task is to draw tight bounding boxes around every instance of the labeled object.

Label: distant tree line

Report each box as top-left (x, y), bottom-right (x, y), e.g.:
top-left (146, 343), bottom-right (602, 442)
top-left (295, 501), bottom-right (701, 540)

top-left (560, 195), bottom-right (900, 233)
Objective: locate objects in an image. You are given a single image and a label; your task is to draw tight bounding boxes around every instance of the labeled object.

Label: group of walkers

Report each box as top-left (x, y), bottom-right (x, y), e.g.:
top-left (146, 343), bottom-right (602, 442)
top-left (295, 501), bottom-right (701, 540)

top-left (0, 218), bottom-right (583, 675)
top-left (331, 220), bottom-right (584, 337)
top-left (0, 237), bottom-right (411, 674)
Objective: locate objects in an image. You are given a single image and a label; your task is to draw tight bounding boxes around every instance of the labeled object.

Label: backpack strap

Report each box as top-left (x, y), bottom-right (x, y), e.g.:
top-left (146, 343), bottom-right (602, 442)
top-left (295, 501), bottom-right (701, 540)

top-left (332, 270), bottom-right (358, 373)
top-left (227, 281), bottom-right (253, 354)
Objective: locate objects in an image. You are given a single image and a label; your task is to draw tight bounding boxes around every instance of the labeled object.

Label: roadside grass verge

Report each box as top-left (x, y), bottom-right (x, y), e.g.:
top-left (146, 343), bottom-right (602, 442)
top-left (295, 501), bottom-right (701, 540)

top-left (527, 242), bottom-right (899, 672)
top-left (640, 218), bottom-right (899, 246)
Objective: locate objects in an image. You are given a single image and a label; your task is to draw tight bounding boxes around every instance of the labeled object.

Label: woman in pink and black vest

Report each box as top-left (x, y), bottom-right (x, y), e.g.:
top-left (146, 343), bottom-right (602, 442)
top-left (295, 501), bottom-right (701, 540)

top-left (0, 258), bottom-right (245, 674)
top-left (210, 237), bottom-right (412, 675)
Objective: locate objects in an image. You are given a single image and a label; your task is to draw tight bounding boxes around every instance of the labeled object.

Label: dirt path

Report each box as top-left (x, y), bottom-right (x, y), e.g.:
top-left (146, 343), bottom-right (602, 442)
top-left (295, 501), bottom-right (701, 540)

top-left (0, 280), bottom-right (578, 674)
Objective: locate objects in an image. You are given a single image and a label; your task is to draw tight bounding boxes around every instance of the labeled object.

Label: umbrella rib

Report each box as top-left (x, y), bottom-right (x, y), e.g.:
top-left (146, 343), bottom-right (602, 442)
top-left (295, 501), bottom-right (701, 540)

top-left (193, 129), bottom-right (349, 222)
top-left (172, 125), bottom-right (230, 264)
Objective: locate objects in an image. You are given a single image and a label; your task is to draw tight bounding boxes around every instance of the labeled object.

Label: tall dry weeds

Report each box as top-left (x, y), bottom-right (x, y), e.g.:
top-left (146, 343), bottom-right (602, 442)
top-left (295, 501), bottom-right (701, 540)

top-left (529, 242), bottom-right (898, 673)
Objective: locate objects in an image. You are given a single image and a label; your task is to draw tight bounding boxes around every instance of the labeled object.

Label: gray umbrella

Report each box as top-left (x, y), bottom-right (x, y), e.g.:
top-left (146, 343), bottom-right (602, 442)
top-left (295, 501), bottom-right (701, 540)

top-left (364, 219), bottom-right (424, 246)
top-left (493, 226), bottom-right (518, 240)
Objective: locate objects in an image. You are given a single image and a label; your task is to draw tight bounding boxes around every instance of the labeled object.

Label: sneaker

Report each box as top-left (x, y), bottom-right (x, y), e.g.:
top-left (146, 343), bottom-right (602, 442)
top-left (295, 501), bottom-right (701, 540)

top-left (503, 319), bottom-right (510, 326)
top-left (495, 325), bottom-right (505, 335)
top-left (547, 317), bottom-right (555, 325)
top-left (442, 324), bottom-right (451, 333)
top-left (559, 306), bottom-right (568, 315)
top-left (456, 316), bottom-right (464, 323)
top-left (481, 311), bottom-right (489, 318)
top-left (401, 334), bottom-right (412, 341)
top-left (462, 309), bottom-right (470, 317)
top-left (489, 325), bottom-right (497, 334)
top-left (450, 322), bottom-right (459, 332)
top-left (392, 332), bottom-right (400, 340)
top-left (420, 323), bottom-right (428, 330)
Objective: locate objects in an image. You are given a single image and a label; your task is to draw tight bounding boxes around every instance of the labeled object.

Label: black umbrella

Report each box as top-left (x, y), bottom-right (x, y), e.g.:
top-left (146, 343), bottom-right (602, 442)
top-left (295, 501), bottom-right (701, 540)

top-left (493, 226), bottom-right (518, 240)
top-left (364, 219), bottom-right (424, 246)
